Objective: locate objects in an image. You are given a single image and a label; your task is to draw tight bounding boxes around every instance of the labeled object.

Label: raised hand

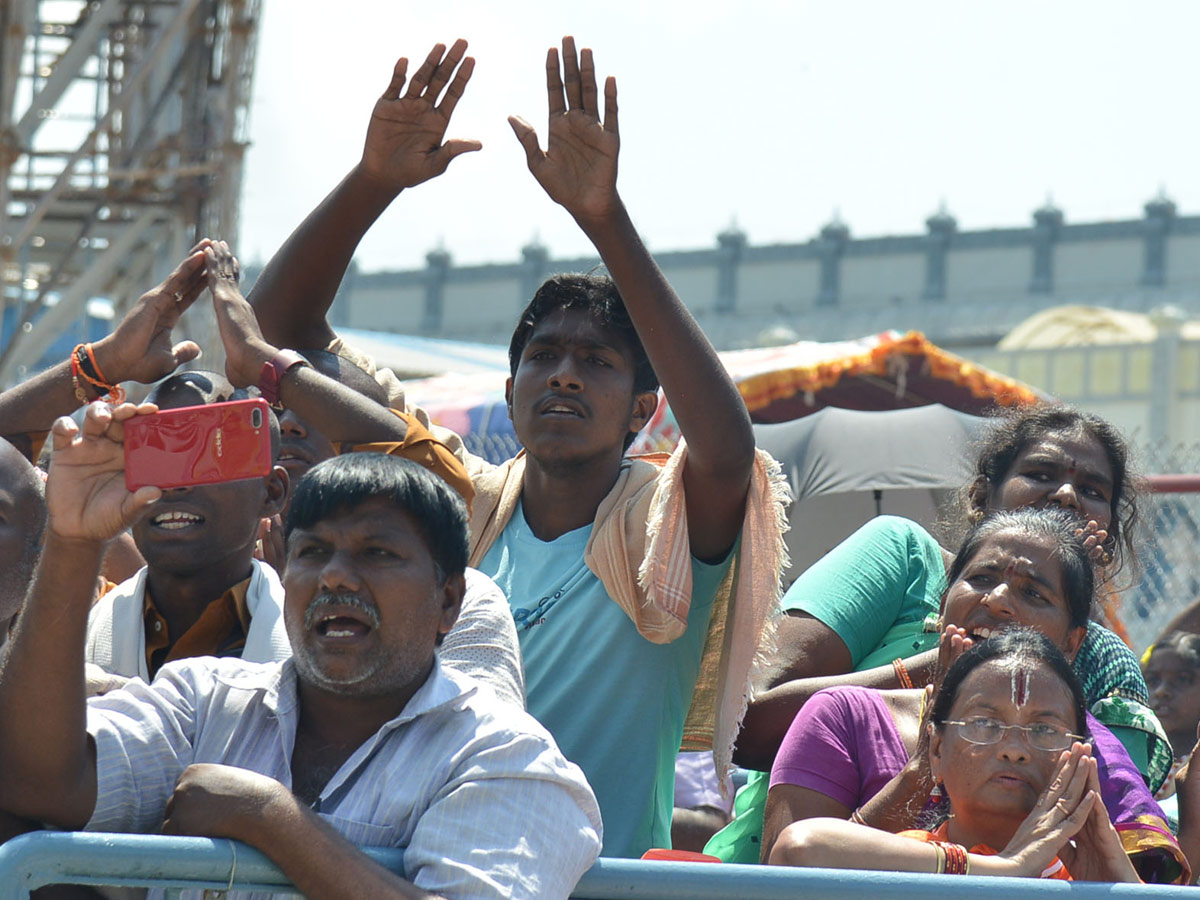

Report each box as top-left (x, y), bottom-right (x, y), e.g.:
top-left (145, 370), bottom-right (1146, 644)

top-left (509, 36), bottom-right (621, 223)
top-left (359, 40), bottom-right (481, 192)
top-left (46, 402), bottom-right (162, 543)
top-left (933, 625), bottom-right (974, 695)
top-left (204, 240), bottom-right (277, 389)
top-left (916, 626), bottom-right (974, 761)
top-left (254, 514), bottom-right (286, 576)
top-left (91, 247), bottom-right (208, 385)
top-left (998, 742), bottom-right (1097, 877)
top-left (1076, 519), bottom-right (1112, 566)
top-left (1058, 753), bottom-right (1143, 882)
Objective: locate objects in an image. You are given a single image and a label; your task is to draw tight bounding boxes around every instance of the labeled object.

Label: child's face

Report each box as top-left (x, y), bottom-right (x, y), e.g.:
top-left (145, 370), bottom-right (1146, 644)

top-left (1145, 648), bottom-right (1200, 747)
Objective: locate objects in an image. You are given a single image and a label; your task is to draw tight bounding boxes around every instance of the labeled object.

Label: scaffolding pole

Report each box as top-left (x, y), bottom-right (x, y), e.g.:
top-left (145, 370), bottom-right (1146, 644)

top-left (0, 0), bottom-right (262, 386)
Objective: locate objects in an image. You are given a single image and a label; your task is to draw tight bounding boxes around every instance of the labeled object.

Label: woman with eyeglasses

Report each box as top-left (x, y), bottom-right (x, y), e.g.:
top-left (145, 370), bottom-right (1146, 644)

top-left (768, 628), bottom-right (1142, 881)
top-left (762, 509), bottom-right (1188, 883)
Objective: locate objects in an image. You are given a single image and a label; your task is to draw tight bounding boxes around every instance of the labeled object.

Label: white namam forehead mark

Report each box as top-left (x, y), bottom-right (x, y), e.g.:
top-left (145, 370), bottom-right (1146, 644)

top-left (1012, 667), bottom-right (1031, 709)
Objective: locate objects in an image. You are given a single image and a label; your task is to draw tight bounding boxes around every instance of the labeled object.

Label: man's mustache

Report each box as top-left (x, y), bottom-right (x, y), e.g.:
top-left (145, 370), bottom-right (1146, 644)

top-left (303, 591), bottom-right (382, 630)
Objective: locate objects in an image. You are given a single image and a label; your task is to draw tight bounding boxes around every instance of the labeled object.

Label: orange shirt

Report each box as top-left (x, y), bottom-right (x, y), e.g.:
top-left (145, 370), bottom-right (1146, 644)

top-left (143, 577), bottom-right (253, 678)
top-left (344, 409), bottom-right (475, 510)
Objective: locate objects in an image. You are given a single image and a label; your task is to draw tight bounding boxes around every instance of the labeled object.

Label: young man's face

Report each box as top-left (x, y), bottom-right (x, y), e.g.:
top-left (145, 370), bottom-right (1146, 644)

top-left (282, 496), bottom-right (462, 698)
top-left (506, 307), bottom-right (656, 469)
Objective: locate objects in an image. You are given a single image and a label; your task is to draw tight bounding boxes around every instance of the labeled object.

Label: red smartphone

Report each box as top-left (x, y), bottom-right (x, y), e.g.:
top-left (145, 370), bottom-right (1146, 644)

top-left (124, 398), bottom-right (272, 491)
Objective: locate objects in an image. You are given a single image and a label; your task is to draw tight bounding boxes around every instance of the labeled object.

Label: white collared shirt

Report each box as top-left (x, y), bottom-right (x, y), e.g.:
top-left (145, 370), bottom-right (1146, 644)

top-left (86, 657), bottom-right (601, 900)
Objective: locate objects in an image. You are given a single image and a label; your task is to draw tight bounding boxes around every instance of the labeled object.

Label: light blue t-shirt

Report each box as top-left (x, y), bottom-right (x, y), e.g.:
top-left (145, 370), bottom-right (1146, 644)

top-left (480, 500), bottom-right (728, 859)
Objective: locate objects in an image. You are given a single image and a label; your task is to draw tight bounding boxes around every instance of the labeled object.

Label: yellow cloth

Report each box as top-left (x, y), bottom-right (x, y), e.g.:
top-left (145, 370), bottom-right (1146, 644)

top-left (345, 409), bottom-right (475, 510)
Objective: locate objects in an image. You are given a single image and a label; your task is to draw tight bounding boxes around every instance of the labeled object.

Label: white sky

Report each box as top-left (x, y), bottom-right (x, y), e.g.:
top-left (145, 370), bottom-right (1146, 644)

top-left (238, 0), bottom-right (1200, 273)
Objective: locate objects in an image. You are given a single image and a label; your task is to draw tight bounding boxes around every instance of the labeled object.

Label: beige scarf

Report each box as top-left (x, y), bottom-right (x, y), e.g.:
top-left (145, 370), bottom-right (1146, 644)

top-left (468, 442), bottom-right (789, 787)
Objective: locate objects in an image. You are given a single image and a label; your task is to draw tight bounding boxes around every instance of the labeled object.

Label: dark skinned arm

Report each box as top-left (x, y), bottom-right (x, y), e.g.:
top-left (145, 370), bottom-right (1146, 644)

top-left (509, 38), bottom-right (753, 559)
top-left (162, 764), bottom-right (446, 900)
top-left (735, 644), bottom-right (937, 771)
top-left (207, 242), bottom-right (409, 446)
top-left (0, 403), bottom-right (162, 828)
top-left (761, 784), bottom-right (850, 863)
top-left (0, 252), bottom-right (207, 454)
top-left (1175, 731), bottom-right (1200, 883)
top-left (249, 41), bottom-right (480, 351)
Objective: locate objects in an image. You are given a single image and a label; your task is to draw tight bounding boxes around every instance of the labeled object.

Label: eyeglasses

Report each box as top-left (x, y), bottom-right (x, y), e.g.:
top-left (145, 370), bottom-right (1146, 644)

top-left (942, 717), bottom-right (1086, 752)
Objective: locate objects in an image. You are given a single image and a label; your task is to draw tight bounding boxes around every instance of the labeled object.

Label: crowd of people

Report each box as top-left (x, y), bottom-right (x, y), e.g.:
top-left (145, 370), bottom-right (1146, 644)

top-left (0, 35), bottom-right (1196, 900)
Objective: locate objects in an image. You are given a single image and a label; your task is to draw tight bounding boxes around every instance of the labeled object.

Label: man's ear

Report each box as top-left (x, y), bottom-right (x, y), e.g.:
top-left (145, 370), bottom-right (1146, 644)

top-left (261, 465), bottom-right (289, 518)
top-left (965, 475), bottom-right (989, 524)
top-left (439, 572), bottom-right (465, 636)
top-left (504, 377), bottom-right (514, 420)
top-left (627, 390), bottom-right (658, 437)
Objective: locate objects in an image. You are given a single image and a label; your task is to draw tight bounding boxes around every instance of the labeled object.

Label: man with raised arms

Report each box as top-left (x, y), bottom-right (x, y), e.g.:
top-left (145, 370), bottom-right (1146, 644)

top-left (249, 38), bottom-right (786, 858)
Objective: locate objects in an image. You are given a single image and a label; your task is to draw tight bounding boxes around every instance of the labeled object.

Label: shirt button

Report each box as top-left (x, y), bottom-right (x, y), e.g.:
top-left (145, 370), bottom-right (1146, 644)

top-left (154, 621), bottom-right (163, 632)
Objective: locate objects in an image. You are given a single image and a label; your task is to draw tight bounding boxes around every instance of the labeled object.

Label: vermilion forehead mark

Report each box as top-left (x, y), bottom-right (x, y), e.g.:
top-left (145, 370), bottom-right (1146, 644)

top-left (1067, 457), bottom-right (1077, 477)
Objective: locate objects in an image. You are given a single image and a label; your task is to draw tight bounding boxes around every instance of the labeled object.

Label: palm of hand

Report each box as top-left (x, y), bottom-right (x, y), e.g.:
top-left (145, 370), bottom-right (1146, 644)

top-left (114, 295), bottom-right (185, 383)
top-left (536, 112), bottom-right (619, 217)
top-left (363, 98), bottom-right (455, 189)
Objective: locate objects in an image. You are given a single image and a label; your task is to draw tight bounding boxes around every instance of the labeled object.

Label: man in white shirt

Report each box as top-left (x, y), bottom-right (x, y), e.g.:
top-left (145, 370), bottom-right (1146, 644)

top-left (0, 403), bottom-right (600, 899)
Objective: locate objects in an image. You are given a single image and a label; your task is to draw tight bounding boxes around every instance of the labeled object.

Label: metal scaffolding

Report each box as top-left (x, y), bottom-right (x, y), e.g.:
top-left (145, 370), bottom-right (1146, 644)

top-left (0, 0), bottom-right (261, 386)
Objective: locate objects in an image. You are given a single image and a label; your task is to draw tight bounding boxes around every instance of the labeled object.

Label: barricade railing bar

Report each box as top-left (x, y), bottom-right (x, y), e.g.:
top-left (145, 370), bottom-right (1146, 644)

top-left (0, 832), bottom-right (1195, 899)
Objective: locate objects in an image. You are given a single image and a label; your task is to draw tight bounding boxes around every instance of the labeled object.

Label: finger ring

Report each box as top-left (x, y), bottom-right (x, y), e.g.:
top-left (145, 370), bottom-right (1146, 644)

top-left (173, 291), bottom-right (182, 303)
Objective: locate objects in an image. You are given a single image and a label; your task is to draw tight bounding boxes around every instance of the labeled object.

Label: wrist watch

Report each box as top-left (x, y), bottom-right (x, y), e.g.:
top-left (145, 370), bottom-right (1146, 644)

top-left (257, 348), bottom-right (310, 408)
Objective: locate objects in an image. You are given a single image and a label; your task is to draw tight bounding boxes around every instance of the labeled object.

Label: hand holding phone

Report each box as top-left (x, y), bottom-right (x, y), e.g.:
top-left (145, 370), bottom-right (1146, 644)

top-left (124, 399), bottom-right (272, 491)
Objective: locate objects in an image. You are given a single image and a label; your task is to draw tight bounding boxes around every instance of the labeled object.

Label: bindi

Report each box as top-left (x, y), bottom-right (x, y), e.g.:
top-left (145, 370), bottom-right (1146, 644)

top-left (1012, 668), bottom-right (1030, 708)
top-left (1066, 457), bottom-right (1077, 477)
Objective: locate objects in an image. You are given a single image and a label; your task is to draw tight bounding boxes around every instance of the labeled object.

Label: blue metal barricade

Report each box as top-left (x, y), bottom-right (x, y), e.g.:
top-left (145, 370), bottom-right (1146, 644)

top-left (0, 832), bottom-right (1195, 899)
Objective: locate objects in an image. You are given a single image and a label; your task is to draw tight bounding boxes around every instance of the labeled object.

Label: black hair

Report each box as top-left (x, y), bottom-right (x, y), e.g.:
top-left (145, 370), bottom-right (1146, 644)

top-left (931, 626), bottom-right (1088, 742)
top-left (149, 370), bottom-right (282, 462)
top-left (945, 508), bottom-right (1094, 630)
top-left (1149, 631), bottom-right (1200, 670)
top-left (284, 453), bottom-right (467, 581)
top-left (508, 275), bottom-right (659, 452)
top-left (509, 273), bottom-right (658, 394)
top-left (963, 405), bottom-right (1138, 580)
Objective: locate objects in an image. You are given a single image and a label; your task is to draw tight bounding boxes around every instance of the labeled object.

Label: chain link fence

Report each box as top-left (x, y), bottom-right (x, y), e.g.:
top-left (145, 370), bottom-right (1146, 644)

top-left (1120, 440), bottom-right (1200, 653)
